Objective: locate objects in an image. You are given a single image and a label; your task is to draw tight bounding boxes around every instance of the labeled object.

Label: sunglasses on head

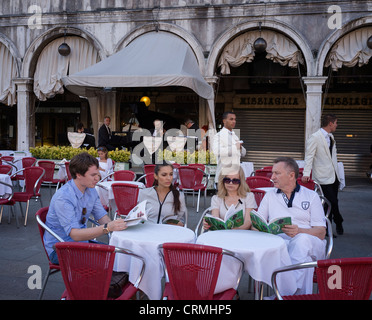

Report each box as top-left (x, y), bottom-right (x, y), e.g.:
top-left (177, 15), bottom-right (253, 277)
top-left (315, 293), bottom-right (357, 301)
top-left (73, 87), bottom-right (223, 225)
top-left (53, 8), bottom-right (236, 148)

top-left (81, 208), bottom-right (87, 224)
top-left (223, 177), bottom-right (241, 185)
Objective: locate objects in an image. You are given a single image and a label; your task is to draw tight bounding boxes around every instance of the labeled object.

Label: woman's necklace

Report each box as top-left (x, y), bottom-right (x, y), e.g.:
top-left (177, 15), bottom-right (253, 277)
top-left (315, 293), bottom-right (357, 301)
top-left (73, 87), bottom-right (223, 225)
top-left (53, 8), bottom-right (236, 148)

top-left (224, 195), bottom-right (241, 210)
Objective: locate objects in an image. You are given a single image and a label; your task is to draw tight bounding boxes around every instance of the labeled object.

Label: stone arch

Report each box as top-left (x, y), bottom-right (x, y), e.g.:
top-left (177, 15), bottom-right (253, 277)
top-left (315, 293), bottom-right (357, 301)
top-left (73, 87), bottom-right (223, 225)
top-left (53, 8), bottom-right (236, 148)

top-left (316, 15), bottom-right (372, 75)
top-left (0, 33), bottom-right (22, 76)
top-left (21, 26), bottom-right (106, 78)
top-left (114, 22), bottom-right (207, 75)
top-left (207, 19), bottom-right (314, 77)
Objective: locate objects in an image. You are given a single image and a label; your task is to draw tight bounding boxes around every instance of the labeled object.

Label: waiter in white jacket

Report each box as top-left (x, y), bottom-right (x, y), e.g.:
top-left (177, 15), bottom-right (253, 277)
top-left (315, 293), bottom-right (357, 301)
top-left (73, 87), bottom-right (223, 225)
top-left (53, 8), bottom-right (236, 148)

top-left (212, 111), bottom-right (246, 180)
top-left (302, 114), bottom-right (344, 235)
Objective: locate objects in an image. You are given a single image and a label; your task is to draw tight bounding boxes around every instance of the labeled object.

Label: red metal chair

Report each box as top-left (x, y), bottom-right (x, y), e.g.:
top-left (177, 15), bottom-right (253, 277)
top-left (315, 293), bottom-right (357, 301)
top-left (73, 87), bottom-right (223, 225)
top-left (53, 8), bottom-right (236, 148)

top-left (144, 164), bottom-right (156, 174)
top-left (250, 189), bottom-right (266, 209)
top-left (0, 165), bottom-right (12, 175)
top-left (246, 176), bottom-right (274, 189)
top-left (35, 206), bottom-right (63, 300)
top-left (272, 257), bottom-right (372, 300)
top-left (0, 180), bottom-right (16, 226)
top-left (55, 242), bottom-right (145, 300)
top-left (11, 157), bottom-right (37, 185)
top-left (158, 243), bottom-right (244, 300)
top-left (65, 162), bottom-right (72, 181)
top-left (113, 170), bottom-right (136, 181)
top-left (297, 177), bottom-right (323, 196)
top-left (136, 172), bottom-right (155, 188)
top-left (11, 166), bottom-right (45, 226)
top-left (111, 182), bottom-right (140, 219)
top-left (38, 160), bottom-right (65, 192)
top-left (0, 156), bottom-right (14, 163)
top-left (99, 170), bottom-right (136, 183)
top-left (177, 166), bottom-right (209, 213)
top-left (254, 168), bottom-right (273, 178)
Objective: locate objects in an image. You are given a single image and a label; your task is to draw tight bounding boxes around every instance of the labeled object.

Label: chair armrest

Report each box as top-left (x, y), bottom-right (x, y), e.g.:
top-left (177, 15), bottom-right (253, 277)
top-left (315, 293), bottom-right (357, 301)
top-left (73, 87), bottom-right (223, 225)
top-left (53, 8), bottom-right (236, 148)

top-left (95, 183), bottom-right (109, 191)
top-left (98, 172), bottom-right (115, 183)
top-left (36, 214), bottom-right (65, 243)
top-left (271, 261), bottom-right (318, 300)
top-left (114, 247), bottom-right (146, 288)
top-left (194, 207), bottom-right (212, 236)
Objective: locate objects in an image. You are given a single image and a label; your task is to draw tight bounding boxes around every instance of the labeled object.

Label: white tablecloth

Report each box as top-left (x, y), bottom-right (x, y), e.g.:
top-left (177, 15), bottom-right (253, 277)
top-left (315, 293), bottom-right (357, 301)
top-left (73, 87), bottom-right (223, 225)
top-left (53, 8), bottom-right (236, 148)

top-left (0, 174), bottom-right (12, 196)
top-left (196, 230), bottom-right (297, 297)
top-left (109, 223), bottom-right (196, 300)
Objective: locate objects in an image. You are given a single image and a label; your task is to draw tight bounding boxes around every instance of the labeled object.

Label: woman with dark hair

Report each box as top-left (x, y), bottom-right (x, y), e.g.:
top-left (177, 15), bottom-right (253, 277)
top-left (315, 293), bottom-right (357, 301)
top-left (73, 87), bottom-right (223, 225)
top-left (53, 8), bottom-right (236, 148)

top-left (137, 162), bottom-right (187, 226)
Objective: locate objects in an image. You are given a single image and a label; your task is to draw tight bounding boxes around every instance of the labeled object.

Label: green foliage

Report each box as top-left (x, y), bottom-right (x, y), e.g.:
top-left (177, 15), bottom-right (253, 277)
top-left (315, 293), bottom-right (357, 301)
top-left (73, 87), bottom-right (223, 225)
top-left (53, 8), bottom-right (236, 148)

top-left (29, 146), bottom-right (130, 162)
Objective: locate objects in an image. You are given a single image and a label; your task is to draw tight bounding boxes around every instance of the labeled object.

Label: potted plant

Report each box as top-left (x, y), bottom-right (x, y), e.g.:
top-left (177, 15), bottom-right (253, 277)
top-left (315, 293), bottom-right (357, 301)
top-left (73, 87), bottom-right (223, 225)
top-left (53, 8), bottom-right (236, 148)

top-left (108, 148), bottom-right (131, 171)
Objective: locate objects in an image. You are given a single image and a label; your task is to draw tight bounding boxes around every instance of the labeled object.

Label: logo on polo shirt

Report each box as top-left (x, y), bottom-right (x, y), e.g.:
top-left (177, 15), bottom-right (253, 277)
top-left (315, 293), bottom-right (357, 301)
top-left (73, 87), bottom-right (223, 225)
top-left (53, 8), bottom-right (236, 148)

top-left (301, 201), bottom-right (310, 210)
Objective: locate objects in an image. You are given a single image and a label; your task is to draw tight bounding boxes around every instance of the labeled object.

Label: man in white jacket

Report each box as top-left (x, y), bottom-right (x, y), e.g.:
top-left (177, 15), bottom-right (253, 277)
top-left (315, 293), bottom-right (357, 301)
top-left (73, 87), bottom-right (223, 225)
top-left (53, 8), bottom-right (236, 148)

top-left (302, 114), bottom-right (344, 235)
top-left (212, 111), bottom-right (246, 180)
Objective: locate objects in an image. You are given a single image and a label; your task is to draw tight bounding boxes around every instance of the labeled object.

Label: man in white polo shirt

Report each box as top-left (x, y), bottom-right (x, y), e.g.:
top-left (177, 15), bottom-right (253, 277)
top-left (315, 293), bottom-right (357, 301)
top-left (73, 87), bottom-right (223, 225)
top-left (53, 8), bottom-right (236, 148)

top-left (258, 157), bottom-right (326, 295)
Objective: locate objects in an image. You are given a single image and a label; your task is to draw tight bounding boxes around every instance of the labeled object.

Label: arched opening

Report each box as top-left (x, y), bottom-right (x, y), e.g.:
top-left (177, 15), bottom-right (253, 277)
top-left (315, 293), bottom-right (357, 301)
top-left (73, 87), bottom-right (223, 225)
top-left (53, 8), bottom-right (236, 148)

top-left (214, 28), bottom-right (308, 168)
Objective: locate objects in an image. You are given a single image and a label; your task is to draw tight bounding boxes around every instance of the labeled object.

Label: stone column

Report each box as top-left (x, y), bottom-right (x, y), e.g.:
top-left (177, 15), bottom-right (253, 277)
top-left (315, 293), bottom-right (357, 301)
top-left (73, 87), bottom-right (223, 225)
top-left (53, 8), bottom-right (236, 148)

top-left (13, 78), bottom-right (34, 151)
top-left (202, 76), bottom-right (218, 129)
top-left (302, 77), bottom-right (328, 141)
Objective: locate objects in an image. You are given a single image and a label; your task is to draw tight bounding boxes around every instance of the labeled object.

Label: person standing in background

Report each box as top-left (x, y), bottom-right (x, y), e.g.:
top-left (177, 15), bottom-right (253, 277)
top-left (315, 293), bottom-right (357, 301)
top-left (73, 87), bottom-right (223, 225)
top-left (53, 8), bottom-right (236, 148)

top-left (302, 114), bottom-right (344, 235)
top-left (98, 116), bottom-right (114, 150)
top-left (212, 111), bottom-right (246, 180)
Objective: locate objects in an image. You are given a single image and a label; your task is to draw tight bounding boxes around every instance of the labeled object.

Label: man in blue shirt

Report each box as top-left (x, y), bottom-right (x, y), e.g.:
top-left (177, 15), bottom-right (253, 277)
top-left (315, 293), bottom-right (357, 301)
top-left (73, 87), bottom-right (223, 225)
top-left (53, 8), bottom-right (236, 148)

top-left (44, 152), bottom-right (127, 264)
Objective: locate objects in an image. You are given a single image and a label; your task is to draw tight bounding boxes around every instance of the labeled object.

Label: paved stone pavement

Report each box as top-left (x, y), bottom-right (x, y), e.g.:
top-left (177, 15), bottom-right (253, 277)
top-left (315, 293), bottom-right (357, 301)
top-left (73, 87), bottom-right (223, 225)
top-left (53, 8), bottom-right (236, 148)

top-left (0, 177), bottom-right (371, 300)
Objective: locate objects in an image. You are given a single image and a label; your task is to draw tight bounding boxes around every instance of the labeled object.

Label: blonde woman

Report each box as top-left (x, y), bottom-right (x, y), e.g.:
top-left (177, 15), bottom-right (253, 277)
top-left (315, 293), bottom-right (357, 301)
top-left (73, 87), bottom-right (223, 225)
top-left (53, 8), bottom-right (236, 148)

top-left (204, 167), bottom-right (256, 230)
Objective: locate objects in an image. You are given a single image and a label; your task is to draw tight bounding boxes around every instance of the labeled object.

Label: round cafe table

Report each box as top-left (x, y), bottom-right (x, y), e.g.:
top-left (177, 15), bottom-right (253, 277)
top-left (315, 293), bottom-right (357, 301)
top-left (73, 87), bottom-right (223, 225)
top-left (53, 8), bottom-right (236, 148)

top-left (109, 223), bottom-right (196, 300)
top-left (196, 229), bottom-right (297, 298)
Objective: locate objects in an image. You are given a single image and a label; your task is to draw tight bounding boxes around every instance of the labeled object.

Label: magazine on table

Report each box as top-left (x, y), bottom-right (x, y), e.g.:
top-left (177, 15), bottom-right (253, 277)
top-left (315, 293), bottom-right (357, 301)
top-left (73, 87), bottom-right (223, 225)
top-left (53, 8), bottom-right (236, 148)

top-left (250, 209), bottom-right (292, 235)
top-left (204, 204), bottom-right (244, 230)
top-left (123, 200), bottom-right (147, 226)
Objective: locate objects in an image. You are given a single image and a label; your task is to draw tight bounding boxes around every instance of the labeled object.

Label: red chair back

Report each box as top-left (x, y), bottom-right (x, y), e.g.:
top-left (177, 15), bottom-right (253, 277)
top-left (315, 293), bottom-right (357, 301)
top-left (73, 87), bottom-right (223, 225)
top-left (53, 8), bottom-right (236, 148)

top-left (22, 157), bottom-right (37, 168)
top-left (254, 168), bottom-right (272, 178)
top-left (35, 207), bottom-right (51, 258)
top-left (143, 173), bottom-right (155, 188)
top-left (161, 243), bottom-right (223, 300)
top-left (0, 165), bottom-right (12, 175)
top-left (188, 163), bottom-right (206, 171)
top-left (65, 162), bottom-right (72, 180)
top-left (55, 242), bottom-right (116, 300)
top-left (250, 189), bottom-right (266, 209)
top-left (38, 160), bottom-right (55, 182)
top-left (245, 176), bottom-right (274, 189)
top-left (111, 183), bottom-right (139, 216)
top-left (178, 166), bottom-right (203, 189)
top-left (144, 164), bottom-right (156, 175)
top-left (0, 156), bottom-right (14, 163)
top-left (113, 170), bottom-right (136, 181)
top-left (23, 167), bottom-right (45, 195)
top-left (297, 177), bottom-right (316, 191)
top-left (316, 257), bottom-right (372, 300)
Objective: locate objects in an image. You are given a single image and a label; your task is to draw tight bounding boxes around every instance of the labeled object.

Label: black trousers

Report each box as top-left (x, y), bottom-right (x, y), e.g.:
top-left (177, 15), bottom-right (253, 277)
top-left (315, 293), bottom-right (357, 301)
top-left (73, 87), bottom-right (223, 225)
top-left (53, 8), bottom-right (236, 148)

top-left (320, 178), bottom-right (343, 226)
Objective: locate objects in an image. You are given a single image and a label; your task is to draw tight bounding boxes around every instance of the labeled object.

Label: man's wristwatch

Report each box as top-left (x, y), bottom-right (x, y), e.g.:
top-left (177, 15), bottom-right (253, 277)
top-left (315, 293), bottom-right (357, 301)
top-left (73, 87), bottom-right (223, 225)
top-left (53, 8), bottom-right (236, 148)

top-left (103, 223), bottom-right (110, 234)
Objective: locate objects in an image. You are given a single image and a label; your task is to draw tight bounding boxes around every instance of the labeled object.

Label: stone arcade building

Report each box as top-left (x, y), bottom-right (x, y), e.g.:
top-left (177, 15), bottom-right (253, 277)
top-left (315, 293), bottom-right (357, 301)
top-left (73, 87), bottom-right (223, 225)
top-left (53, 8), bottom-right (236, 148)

top-left (1, 1), bottom-right (372, 176)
